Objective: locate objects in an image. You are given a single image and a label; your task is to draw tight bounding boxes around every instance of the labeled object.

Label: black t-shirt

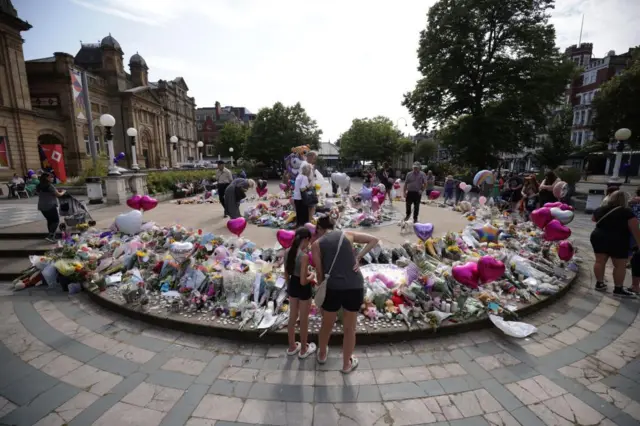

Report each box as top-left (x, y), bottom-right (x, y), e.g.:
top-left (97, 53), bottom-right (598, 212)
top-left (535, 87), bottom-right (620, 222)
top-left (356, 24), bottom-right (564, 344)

top-left (593, 206), bottom-right (634, 240)
top-left (508, 177), bottom-right (523, 190)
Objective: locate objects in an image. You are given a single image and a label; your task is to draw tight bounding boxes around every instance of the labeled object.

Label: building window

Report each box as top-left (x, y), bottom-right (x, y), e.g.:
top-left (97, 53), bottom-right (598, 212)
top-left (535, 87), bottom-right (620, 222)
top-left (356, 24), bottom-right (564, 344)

top-left (573, 112), bottom-right (579, 125)
top-left (84, 134), bottom-right (101, 155)
top-left (571, 132), bottom-right (577, 143)
top-left (206, 145), bottom-right (214, 157)
top-left (197, 123), bottom-right (202, 130)
top-left (0, 136), bottom-right (10, 168)
top-left (577, 132), bottom-right (583, 146)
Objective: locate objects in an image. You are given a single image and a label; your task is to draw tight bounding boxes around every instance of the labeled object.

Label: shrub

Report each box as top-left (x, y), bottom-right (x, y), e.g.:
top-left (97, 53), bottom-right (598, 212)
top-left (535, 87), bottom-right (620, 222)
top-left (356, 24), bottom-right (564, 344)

top-left (147, 170), bottom-right (215, 194)
top-left (555, 167), bottom-right (582, 186)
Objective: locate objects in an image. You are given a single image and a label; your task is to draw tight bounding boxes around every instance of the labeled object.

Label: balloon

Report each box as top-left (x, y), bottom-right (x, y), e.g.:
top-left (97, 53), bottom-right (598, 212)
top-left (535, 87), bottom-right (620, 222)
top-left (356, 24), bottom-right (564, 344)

top-left (227, 217), bottom-right (247, 237)
top-left (459, 182), bottom-right (467, 190)
top-left (473, 224), bottom-right (500, 242)
top-left (257, 179), bottom-right (268, 190)
top-left (413, 223), bottom-right (434, 241)
top-left (359, 186), bottom-right (373, 201)
top-left (114, 210), bottom-right (143, 235)
top-left (478, 196), bottom-right (487, 206)
top-left (544, 202), bottom-right (573, 211)
top-left (530, 207), bottom-right (552, 229)
top-left (118, 152), bottom-right (125, 159)
top-left (558, 241), bottom-right (575, 261)
top-left (304, 222), bottom-right (316, 235)
top-left (553, 181), bottom-right (568, 200)
top-left (308, 251), bottom-right (315, 268)
top-left (376, 193), bottom-right (385, 204)
top-left (372, 197), bottom-right (380, 212)
top-left (277, 229), bottom-right (296, 249)
top-left (257, 188), bottom-right (268, 197)
top-left (473, 170), bottom-right (494, 186)
top-left (140, 195), bottom-right (158, 212)
top-left (550, 207), bottom-right (574, 225)
top-left (331, 172), bottom-right (349, 189)
top-left (27, 169), bottom-right (35, 176)
top-left (214, 246), bottom-right (229, 261)
top-left (372, 187), bottom-right (380, 197)
top-left (463, 185), bottom-right (472, 193)
top-left (429, 190), bottom-right (441, 200)
top-left (393, 182), bottom-right (401, 189)
top-left (452, 262), bottom-right (479, 289)
top-left (279, 183), bottom-right (288, 191)
top-left (391, 189), bottom-right (397, 199)
top-left (377, 184), bottom-right (386, 193)
top-left (127, 195), bottom-right (142, 210)
top-left (544, 219), bottom-right (571, 241)
top-left (478, 255), bottom-right (506, 284)
top-left (170, 241), bottom-right (194, 263)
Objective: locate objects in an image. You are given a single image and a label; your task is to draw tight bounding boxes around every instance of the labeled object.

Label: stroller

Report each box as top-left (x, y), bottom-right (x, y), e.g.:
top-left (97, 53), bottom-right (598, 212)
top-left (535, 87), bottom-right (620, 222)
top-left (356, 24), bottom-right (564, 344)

top-left (58, 194), bottom-right (95, 230)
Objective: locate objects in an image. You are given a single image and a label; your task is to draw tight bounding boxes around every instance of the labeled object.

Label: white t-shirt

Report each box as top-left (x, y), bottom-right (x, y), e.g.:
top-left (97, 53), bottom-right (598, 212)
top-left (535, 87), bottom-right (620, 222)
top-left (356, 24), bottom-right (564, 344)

top-left (293, 174), bottom-right (309, 200)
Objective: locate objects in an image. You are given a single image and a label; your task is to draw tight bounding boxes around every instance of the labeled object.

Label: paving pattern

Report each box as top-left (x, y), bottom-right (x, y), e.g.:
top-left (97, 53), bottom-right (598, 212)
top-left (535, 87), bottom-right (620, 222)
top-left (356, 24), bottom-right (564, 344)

top-left (2, 212), bottom-right (640, 425)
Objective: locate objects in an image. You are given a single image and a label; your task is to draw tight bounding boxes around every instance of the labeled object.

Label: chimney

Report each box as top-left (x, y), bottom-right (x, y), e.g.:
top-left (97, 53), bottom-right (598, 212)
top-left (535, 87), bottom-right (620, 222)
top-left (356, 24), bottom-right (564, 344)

top-left (215, 101), bottom-right (221, 120)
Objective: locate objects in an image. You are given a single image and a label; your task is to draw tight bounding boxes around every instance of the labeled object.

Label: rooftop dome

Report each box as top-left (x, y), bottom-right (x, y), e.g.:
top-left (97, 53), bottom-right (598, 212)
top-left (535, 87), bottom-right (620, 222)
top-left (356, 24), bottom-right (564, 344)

top-left (100, 34), bottom-right (121, 50)
top-left (129, 52), bottom-right (147, 67)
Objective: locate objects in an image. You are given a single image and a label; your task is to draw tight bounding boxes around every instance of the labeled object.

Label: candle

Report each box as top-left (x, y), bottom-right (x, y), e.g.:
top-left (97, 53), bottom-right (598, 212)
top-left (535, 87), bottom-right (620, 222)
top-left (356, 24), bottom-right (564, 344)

top-left (445, 303), bottom-right (451, 313)
top-left (452, 301), bottom-right (459, 312)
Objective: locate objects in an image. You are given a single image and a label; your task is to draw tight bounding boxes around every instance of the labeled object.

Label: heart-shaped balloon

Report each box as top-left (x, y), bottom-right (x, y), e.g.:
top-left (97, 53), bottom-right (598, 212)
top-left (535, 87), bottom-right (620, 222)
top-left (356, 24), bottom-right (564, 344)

top-left (530, 207), bottom-right (552, 229)
top-left (393, 182), bottom-right (401, 189)
top-left (227, 217), bottom-right (247, 237)
top-left (429, 190), bottom-right (441, 200)
top-left (331, 172), bottom-right (349, 189)
top-left (127, 195), bottom-right (142, 210)
top-left (478, 255), bottom-right (505, 284)
top-left (550, 207), bottom-right (574, 225)
top-left (114, 210), bottom-right (143, 235)
top-left (214, 245), bottom-right (229, 261)
top-left (544, 202), bottom-right (573, 211)
top-left (279, 183), bottom-right (288, 191)
top-left (558, 240), bottom-right (574, 261)
top-left (553, 181), bottom-right (568, 200)
top-left (459, 182), bottom-right (467, 190)
top-left (372, 187), bottom-right (380, 197)
top-left (452, 262), bottom-right (479, 289)
top-left (414, 223), bottom-right (434, 241)
top-left (473, 224), bottom-right (500, 242)
top-left (376, 193), bottom-right (385, 204)
top-left (257, 179), bottom-right (268, 190)
top-left (257, 188), bottom-right (268, 197)
top-left (544, 219), bottom-right (571, 241)
top-left (140, 195), bottom-right (158, 212)
top-left (170, 241), bottom-right (194, 263)
top-left (372, 197), bottom-right (380, 211)
top-left (304, 222), bottom-right (316, 235)
top-left (277, 229), bottom-right (295, 249)
top-left (463, 185), bottom-right (472, 193)
top-left (359, 186), bottom-right (373, 201)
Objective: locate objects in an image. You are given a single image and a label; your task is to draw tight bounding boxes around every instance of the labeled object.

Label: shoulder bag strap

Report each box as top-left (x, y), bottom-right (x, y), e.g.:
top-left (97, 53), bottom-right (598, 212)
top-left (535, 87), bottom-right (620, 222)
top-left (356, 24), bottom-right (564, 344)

top-left (596, 206), bottom-right (621, 226)
top-left (326, 232), bottom-right (345, 278)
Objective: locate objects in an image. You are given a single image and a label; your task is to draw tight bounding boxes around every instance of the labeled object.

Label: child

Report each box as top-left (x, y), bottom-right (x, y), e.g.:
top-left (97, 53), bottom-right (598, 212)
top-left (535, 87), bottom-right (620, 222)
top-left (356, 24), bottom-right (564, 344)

top-left (444, 175), bottom-right (455, 204)
top-left (284, 227), bottom-right (317, 358)
top-left (521, 176), bottom-right (539, 220)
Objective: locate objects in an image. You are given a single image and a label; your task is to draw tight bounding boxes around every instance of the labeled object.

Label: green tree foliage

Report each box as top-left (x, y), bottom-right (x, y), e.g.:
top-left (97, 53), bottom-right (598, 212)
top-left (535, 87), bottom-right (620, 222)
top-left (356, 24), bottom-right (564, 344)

top-left (218, 121), bottom-right (249, 157)
top-left (414, 139), bottom-right (438, 163)
top-left (592, 48), bottom-right (640, 146)
top-left (244, 102), bottom-right (322, 164)
top-left (339, 116), bottom-right (403, 163)
top-left (534, 107), bottom-right (574, 169)
top-left (403, 0), bottom-right (575, 168)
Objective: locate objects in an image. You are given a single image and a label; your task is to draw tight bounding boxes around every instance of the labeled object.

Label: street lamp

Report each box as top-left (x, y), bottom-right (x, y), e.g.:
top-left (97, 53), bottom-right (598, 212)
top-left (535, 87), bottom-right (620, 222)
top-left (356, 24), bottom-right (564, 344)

top-left (127, 127), bottom-right (139, 171)
top-left (611, 128), bottom-right (632, 182)
top-left (99, 113), bottom-right (119, 176)
top-left (197, 141), bottom-right (204, 163)
top-left (170, 136), bottom-right (178, 167)
top-left (229, 147), bottom-right (234, 167)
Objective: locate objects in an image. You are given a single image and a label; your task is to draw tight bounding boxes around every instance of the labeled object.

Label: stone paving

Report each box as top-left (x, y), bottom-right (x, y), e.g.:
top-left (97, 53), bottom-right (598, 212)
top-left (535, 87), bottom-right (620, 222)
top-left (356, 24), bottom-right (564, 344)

top-left (1, 205), bottom-right (640, 425)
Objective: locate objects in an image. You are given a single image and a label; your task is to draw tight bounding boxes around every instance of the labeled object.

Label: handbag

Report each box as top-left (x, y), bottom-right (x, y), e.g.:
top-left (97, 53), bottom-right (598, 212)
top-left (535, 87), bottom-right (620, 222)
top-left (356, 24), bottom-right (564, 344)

top-left (314, 232), bottom-right (345, 307)
top-left (302, 186), bottom-right (318, 206)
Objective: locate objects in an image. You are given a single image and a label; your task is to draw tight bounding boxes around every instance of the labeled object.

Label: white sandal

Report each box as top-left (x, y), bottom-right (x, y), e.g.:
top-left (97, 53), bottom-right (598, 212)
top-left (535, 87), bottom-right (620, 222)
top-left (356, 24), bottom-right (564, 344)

top-left (317, 347), bottom-right (329, 364)
top-left (298, 343), bottom-right (317, 359)
top-left (341, 356), bottom-right (359, 374)
top-left (286, 342), bottom-right (301, 356)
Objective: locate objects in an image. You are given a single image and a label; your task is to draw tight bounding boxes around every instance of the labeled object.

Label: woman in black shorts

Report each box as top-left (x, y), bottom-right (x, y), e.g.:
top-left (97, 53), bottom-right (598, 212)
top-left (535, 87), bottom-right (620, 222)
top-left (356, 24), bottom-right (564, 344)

top-left (311, 215), bottom-right (379, 373)
top-left (591, 190), bottom-right (640, 297)
top-left (284, 227), bottom-right (316, 358)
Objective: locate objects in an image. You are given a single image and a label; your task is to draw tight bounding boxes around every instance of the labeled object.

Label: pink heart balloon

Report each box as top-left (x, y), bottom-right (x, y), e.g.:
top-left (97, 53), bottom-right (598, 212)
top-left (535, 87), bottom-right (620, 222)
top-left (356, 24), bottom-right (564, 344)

top-left (544, 219), bottom-right (571, 241)
top-left (277, 229), bottom-right (295, 249)
top-left (127, 195), bottom-right (142, 210)
top-left (139, 195), bottom-right (158, 212)
top-left (478, 255), bottom-right (505, 284)
top-left (429, 190), bottom-right (441, 200)
top-left (530, 207), bottom-right (552, 229)
top-left (452, 262), bottom-right (479, 289)
top-left (558, 240), bottom-right (574, 261)
top-left (304, 222), bottom-right (316, 235)
top-left (560, 203), bottom-right (574, 211)
top-left (279, 183), bottom-right (287, 191)
top-left (544, 202), bottom-right (562, 208)
top-left (227, 217), bottom-right (247, 237)
top-left (376, 193), bottom-right (385, 204)
top-left (257, 188), bottom-right (268, 197)
top-left (372, 187), bottom-right (380, 197)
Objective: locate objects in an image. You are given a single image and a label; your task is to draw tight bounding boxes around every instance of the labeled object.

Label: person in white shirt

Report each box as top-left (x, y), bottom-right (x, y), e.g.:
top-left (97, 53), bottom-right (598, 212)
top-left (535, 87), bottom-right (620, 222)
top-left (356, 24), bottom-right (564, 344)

top-left (9, 173), bottom-right (24, 198)
top-left (300, 151), bottom-right (319, 219)
top-left (294, 164), bottom-right (312, 226)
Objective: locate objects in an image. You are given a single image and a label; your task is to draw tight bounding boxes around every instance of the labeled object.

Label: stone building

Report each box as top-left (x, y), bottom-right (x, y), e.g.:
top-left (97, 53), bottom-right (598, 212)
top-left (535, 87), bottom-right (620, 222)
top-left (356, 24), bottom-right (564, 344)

top-left (0, 0), bottom-right (198, 181)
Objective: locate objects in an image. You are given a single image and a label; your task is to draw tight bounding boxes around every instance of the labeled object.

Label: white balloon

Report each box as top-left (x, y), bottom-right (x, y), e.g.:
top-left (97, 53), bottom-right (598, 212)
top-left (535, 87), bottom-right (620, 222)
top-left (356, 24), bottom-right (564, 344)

top-left (331, 172), bottom-right (349, 189)
top-left (463, 186), bottom-right (472, 193)
top-left (390, 189), bottom-right (397, 199)
top-left (114, 210), bottom-right (143, 235)
top-left (550, 207), bottom-right (574, 225)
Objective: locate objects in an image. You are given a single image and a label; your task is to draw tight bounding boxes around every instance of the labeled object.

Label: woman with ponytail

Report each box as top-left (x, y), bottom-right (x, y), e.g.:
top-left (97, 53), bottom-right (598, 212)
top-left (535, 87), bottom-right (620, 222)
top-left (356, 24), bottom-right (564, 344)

top-left (284, 227), bottom-right (316, 358)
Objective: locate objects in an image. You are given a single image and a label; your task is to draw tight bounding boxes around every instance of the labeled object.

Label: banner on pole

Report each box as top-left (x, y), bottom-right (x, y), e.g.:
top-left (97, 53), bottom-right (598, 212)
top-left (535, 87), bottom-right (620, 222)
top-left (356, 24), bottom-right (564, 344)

top-left (70, 68), bottom-right (87, 121)
top-left (39, 144), bottom-right (67, 183)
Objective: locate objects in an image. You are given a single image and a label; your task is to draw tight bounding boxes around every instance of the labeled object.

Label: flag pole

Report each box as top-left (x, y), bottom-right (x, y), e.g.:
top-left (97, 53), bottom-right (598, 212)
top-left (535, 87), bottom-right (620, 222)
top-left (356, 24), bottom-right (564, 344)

top-left (81, 70), bottom-right (97, 169)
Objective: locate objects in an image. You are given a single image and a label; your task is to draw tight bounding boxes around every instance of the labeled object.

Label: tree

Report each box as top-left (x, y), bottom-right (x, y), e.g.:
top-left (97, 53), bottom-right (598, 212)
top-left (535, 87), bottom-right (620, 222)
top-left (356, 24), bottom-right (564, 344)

top-left (414, 139), bottom-right (438, 163)
top-left (339, 116), bottom-right (402, 164)
top-left (244, 102), bottom-right (322, 164)
top-left (403, 0), bottom-right (575, 169)
top-left (218, 121), bottom-right (249, 157)
top-left (592, 48), bottom-right (640, 146)
top-left (534, 107), bottom-right (574, 169)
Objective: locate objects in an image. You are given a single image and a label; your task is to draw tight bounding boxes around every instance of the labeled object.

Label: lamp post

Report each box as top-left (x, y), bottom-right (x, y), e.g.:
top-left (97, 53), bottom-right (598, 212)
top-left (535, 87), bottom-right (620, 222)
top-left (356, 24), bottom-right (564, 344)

top-left (170, 136), bottom-right (178, 168)
top-left (229, 147), bottom-right (234, 167)
top-left (610, 128), bottom-right (632, 182)
top-left (197, 141), bottom-right (204, 163)
top-left (99, 113), bottom-right (119, 176)
top-left (127, 127), bottom-right (139, 171)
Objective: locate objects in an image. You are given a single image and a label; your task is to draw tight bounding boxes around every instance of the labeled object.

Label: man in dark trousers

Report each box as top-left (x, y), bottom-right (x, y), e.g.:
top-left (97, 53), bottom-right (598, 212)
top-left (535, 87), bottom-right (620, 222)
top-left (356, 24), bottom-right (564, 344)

top-left (216, 161), bottom-right (233, 217)
top-left (403, 162), bottom-right (428, 222)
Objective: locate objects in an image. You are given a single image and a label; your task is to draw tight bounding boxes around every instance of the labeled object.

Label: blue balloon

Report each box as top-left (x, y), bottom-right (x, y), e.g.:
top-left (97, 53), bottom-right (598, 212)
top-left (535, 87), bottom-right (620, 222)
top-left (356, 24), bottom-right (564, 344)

top-left (359, 186), bottom-right (373, 201)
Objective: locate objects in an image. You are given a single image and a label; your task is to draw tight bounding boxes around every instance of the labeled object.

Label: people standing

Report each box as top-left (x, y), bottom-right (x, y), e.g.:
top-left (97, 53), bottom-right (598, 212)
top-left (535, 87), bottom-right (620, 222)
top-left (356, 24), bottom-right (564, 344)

top-left (311, 215), bottom-right (379, 373)
top-left (224, 178), bottom-right (255, 219)
top-left (590, 190), bottom-right (639, 297)
top-left (37, 172), bottom-right (65, 243)
top-left (377, 162), bottom-right (394, 205)
top-left (521, 176), bottom-right (539, 220)
top-left (294, 164), bottom-right (312, 226)
top-left (301, 151), bottom-right (318, 218)
top-left (444, 175), bottom-right (455, 204)
top-left (538, 171), bottom-right (559, 205)
top-left (285, 227), bottom-right (316, 358)
top-left (403, 162), bottom-right (428, 222)
top-left (425, 170), bottom-right (435, 197)
top-left (507, 172), bottom-right (524, 211)
top-left (216, 161), bottom-right (233, 217)
top-left (623, 162), bottom-right (631, 184)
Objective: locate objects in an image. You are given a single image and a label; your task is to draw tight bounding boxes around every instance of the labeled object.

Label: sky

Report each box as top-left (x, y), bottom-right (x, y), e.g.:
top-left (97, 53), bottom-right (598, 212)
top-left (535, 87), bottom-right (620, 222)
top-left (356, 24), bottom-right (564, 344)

top-left (13, 0), bottom-right (640, 141)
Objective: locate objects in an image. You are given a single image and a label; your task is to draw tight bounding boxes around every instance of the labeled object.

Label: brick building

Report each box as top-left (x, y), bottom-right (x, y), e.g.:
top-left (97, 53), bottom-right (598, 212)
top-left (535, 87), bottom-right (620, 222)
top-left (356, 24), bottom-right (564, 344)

top-left (196, 102), bottom-right (255, 159)
top-left (0, 0), bottom-right (198, 181)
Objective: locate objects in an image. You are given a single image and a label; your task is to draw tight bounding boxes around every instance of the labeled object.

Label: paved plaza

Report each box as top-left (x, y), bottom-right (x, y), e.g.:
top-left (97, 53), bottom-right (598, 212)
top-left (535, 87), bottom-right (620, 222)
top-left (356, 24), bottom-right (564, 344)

top-left (1, 190), bottom-right (640, 425)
